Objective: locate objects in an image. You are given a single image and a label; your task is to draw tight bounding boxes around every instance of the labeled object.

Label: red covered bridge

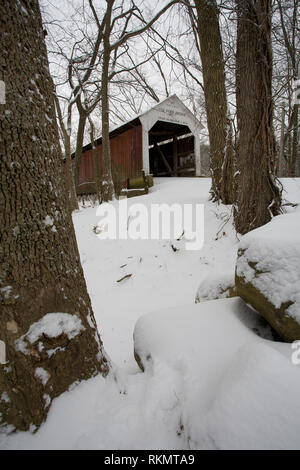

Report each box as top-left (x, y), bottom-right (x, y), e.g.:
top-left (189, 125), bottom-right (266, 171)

top-left (74, 95), bottom-right (204, 195)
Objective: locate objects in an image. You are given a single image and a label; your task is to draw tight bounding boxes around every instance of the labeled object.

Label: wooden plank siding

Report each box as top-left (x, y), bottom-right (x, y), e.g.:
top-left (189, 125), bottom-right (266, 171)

top-left (77, 124), bottom-right (143, 194)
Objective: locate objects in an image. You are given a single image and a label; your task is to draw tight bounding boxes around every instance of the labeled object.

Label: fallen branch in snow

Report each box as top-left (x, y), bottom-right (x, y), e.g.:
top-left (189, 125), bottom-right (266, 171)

top-left (215, 208), bottom-right (233, 240)
top-left (171, 243), bottom-right (179, 252)
top-left (93, 225), bottom-right (102, 234)
top-left (117, 274), bottom-right (133, 283)
top-left (177, 230), bottom-right (184, 241)
top-left (282, 202), bottom-right (299, 208)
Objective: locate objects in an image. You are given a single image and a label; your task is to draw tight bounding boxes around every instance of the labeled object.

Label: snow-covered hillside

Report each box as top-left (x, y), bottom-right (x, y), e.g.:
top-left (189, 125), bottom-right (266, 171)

top-left (1, 177), bottom-right (300, 450)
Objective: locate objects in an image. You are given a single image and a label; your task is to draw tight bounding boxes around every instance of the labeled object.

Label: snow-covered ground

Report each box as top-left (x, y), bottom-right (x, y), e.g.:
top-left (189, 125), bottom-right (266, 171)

top-left (75, 177), bottom-right (238, 369)
top-left (1, 177), bottom-right (300, 450)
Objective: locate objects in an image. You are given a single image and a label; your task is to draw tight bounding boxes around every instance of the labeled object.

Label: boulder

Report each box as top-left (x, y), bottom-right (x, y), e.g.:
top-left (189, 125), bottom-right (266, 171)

top-left (195, 272), bottom-right (236, 303)
top-left (236, 211), bottom-right (300, 342)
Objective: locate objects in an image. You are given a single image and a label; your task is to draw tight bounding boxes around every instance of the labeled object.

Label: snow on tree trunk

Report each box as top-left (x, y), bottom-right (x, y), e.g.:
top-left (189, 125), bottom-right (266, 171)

top-left (0, 0), bottom-right (109, 432)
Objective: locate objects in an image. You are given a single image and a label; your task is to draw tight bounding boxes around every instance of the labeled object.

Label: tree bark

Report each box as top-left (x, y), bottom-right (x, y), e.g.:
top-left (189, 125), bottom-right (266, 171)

top-left (234, 0), bottom-right (282, 235)
top-left (65, 130), bottom-right (79, 211)
top-left (88, 116), bottom-right (102, 204)
top-left (291, 103), bottom-right (299, 176)
top-left (221, 118), bottom-right (234, 205)
top-left (193, 0), bottom-right (229, 202)
top-left (277, 0), bottom-right (299, 177)
top-left (101, 0), bottom-right (115, 202)
top-left (54, 95), bottom-right (78, 211)
top-left (0, 0), bottom-right (109, 432)
top-left (73, 110), bottom-right (87, 195)
top-left (279, 102), bottom-right (286, 176)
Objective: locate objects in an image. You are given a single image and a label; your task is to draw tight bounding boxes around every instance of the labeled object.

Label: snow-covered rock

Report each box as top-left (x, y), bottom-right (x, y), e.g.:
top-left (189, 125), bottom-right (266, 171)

top-left (133, 297), bottom-right (274, 377)
top-left (133, 297), bottom-right (300, 449)
top-left (196, 341), bottom-right (300, 449)
top-left (195, 272), bottom-right (236, 303)
top-left (236, 211), bottom-right (300, 342)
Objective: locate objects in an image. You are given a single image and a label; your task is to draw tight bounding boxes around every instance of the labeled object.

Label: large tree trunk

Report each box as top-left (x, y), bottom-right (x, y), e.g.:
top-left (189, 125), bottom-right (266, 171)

top-left (101, 0), bottom-right (115, 203)
top-left (234, 0), bottom-right (282, 235)
top-left (193, 0), bottom-right (231, 203)
top-left (0, 0), bottom-right (109, 432)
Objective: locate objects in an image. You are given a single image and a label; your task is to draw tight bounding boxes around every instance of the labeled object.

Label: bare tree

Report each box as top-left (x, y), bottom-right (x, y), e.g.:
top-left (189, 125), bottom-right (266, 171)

top-left (0, 0), bottom-right (109, 432)
top-left (54, 93), bottom-right (78, 211)
top-left (47, 1), bottom-right (182, 203)
top-left (234, 0), bottom-right (282, 235)
top-left (88, 113), bottom-right (102, 204)
top-left (274, 0), bottom-right (299, 176)
top-left (68, 1), bottom-right (106, 196)
top-left (184, 0), bottom-right (233, 203)
top-left (87, 0), bottom-right (182, 201)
